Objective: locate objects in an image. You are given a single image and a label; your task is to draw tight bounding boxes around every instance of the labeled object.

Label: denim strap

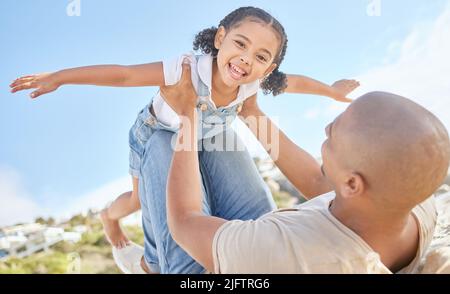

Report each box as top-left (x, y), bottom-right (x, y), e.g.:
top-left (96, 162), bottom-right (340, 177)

top-left (195, 55), bottom-right (210, 99)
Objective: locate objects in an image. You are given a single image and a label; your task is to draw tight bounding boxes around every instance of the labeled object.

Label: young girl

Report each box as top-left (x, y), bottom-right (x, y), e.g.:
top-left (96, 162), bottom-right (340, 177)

top-left (10, 6), bottom-right (358, 273)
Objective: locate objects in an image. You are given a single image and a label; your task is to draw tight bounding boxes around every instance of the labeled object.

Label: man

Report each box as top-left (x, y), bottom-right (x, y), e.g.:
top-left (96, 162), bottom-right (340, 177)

top-left (160, 64), bottom-right (450, 273)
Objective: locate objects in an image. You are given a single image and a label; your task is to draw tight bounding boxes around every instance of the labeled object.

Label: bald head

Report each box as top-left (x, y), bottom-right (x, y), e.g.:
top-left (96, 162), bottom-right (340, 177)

top-left (332, 91), bottom-right (450, 209)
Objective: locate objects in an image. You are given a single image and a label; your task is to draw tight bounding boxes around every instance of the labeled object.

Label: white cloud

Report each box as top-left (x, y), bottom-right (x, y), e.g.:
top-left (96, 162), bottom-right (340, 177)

top-left (303, 108), bottom-right (321, 120)
top-left (0, 167), bottom-right (151, 227)
top-left (58, 175), bottom-right (142, 225)
top-left (327, 2), bottom-right (450, 128)
top-left (60, 176), bottom-right (131, 219)
top-left (0, 170), bottom-right (140, 227)
top-left (0, 167), bottom-right (45, 227)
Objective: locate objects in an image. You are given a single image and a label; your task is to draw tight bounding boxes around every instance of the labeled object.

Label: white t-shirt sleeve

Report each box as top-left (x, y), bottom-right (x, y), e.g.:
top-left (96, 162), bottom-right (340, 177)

top-left (162, 52), bottom-right (195, 86)
top-left (212, 218), bottom-right (304, 273)
top-left (415, 196), bottom-right (438, 250)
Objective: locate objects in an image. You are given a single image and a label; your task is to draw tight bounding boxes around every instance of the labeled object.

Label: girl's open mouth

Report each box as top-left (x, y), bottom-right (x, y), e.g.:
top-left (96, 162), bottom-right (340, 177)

top-left (228, 63), bottom-right (248, 80)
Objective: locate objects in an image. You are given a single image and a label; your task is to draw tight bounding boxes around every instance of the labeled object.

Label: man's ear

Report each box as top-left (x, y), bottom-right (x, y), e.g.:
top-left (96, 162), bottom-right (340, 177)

top-left (339, 172), bottom-right (365, 199)
top-left (214, 26), bottom-right (227, 49)
top-left (263, 63), bottom-right (277, 79)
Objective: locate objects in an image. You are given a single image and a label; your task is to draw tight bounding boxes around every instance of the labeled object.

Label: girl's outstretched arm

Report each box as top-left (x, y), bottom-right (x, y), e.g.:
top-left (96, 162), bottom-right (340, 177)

top-left (284, 74), bottom-right (359, 102)
top-left (10, 62), bottom-right (165, 99)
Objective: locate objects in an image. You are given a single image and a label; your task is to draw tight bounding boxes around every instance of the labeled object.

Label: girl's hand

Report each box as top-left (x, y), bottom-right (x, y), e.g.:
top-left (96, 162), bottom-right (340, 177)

top-left (330, 79), bottom-right (360, 103)
top-left (10, 72), bottom-right (60, 99)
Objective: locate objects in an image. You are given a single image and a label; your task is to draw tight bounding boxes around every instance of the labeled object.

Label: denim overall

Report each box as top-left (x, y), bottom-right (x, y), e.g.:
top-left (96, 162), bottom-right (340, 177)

top-left (128, 56), bottom-right (244, 177)
top-left (128, 56), bottom-right (275, 273)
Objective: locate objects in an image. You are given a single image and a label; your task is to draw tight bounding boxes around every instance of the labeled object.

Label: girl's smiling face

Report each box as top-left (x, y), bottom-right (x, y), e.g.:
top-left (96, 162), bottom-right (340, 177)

top-left (214, 19), bottom-right (280, 88)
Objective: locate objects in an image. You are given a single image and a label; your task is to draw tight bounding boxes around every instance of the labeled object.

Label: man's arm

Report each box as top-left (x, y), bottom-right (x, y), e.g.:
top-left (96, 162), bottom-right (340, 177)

top-left (167, 110), bottom-right (226, 272)
top-left (239, 95), bottom-right (333, 199)
top-left (162, 64), bottom-right (226, 273)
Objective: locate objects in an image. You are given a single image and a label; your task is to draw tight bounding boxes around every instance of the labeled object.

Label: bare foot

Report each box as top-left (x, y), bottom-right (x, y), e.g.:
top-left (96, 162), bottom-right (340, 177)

top-left (100, 209), bottom-right (130, 249)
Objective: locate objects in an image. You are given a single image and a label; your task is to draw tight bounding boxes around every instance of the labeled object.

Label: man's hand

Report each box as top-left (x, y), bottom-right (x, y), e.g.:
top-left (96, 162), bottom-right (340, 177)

top-left (164, 62), bottom-right (227, 273)
top-left (330, 79), bottom-right (360, 102)
top-left (160, 63), bottom-right (198, 116)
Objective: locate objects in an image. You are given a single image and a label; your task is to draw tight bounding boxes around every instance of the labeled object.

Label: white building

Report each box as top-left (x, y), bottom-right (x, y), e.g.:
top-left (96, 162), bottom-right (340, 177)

top-left (0, 222), bottom-right (82, 259)
top-left (62, 232), bottom-right (82, 243)
top-left (72, 225), bottom-right (88, 234)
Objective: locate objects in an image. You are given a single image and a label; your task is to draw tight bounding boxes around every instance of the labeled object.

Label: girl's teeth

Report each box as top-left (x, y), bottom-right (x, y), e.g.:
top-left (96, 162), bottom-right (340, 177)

top-left (232, 65), bottom-right (244, 74)
top-left (228, 63), bottom-right (248, 81)
top-left (230, 64), bottom-right (246, 79)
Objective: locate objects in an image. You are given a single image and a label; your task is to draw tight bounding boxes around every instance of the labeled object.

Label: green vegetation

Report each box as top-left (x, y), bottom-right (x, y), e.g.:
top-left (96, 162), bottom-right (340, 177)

top-left (273, 190), bottom-right (297, 208)
top-left (0, 251), bottom-right (69, 274)
top-left (0, 215), bottom-right (144, 274)
top-left (0, 160), bottom-right (295, 274)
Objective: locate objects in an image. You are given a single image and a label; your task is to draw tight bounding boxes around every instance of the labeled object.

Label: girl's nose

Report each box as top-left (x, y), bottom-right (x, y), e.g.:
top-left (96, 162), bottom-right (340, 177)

top-left (240, 55), bottom-right (250, 65)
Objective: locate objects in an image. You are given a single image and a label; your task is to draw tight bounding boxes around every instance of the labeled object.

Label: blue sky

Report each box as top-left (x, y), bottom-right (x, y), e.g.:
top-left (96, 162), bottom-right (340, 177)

top-left (1, 0), bottom-right (449, 226)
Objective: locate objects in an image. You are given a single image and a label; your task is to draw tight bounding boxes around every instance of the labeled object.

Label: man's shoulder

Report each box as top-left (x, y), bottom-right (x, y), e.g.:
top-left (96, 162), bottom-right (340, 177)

top-left (212, 192), bottom-right (377, 273)
top-left (291, 191), bottom-right (336, 211)
top-left (218, 192), bottom-right (337, 239)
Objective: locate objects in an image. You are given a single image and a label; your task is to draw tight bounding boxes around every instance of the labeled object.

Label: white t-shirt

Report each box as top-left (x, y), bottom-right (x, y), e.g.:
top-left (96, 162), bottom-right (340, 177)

top-left (212, 192), bottom-right (437, 274)
top-left (152, 52), bottom-right (260, 129)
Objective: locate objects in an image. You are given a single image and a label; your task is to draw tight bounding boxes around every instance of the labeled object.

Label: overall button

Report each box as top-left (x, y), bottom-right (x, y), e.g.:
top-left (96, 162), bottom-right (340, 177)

top-left (237, 103), bottom-right (243, 113)
top-left (199, 103), bottom-right (208, 112)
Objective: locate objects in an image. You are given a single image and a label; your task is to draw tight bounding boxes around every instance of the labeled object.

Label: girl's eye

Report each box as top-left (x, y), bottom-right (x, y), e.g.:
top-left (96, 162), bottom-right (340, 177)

top-left (234, 40), bottom-right (245, 48)
top-left (257, 55), bottom-right (268, 63)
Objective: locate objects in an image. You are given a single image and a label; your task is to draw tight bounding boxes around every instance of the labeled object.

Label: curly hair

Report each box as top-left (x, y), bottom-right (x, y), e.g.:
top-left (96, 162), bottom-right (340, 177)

top-left (193, 7), bottom-right (288, 96)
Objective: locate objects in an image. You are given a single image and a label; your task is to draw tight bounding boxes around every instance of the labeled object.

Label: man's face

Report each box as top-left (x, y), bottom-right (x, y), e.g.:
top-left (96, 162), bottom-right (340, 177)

top-left (321, 114), bottom-right (344, 190)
